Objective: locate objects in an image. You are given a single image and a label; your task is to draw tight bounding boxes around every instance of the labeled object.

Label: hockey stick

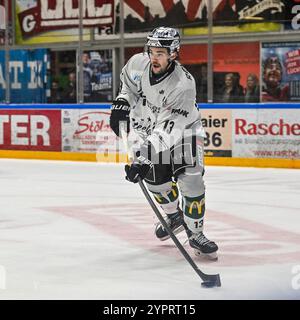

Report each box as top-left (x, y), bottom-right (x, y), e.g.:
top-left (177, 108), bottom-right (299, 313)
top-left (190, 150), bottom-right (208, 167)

top-left (138, 178), bottom-right (221, 288)
top-left (120, 126), bottom-right (221, 288)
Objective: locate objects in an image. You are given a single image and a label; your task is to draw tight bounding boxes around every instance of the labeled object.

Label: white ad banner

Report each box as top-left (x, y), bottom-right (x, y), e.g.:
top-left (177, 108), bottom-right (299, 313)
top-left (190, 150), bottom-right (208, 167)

top-left (62, 109), bottom-right (125, 155)
top-left (232, 109), bottom-right (300, 159)
top-left (201, 109), bottom-right (232, 157)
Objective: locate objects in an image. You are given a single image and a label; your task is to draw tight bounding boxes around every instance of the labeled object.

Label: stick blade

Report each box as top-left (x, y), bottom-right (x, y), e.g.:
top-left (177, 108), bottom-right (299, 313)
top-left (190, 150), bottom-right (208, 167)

top-left (201, 274), bottom-right (221, 288)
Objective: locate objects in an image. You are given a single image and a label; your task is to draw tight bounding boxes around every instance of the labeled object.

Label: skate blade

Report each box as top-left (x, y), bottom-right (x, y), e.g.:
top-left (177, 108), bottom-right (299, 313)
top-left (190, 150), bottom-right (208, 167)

top-left (158, 225), bottom-right (185, 241)
top-left (194, 249), bottom-right (218, 261)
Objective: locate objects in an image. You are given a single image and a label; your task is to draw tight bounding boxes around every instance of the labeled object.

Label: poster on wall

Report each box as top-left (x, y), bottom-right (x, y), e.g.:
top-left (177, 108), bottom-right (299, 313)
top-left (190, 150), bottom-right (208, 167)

top-left (261, 42), bottom-right (300, 102)
top-left (0, 49), bottom-right (50, 103)
top-left (232, 109), bottom-right (300, 159)
top-left (82, 50), bottom-right (113, 103)
top-left (201, 109), bottom-right (232, 157)
top-left (62, 109), bottom-right (123, 157)
top-left (15, 0), bottom-right (115, 44)
top-left (0, 109), bottom-right (61, 151)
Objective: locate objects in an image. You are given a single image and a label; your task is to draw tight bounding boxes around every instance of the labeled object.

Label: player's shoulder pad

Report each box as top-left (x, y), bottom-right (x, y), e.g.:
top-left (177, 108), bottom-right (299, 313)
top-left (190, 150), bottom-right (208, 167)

top-left (167, 63), bottom-right (195, 97)
top-left (173, 61), bottom-right (195, 85)
top-left (126, 53), bottom-right (150, 82)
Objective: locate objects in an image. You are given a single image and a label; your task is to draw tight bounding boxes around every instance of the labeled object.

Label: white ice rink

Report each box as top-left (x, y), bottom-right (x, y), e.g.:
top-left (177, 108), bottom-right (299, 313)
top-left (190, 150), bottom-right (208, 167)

top-left (0, 158), bottom-right (299, 300)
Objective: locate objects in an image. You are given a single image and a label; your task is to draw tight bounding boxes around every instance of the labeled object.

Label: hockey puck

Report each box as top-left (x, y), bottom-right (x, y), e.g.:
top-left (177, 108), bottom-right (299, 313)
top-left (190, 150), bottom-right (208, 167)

top-left (201, 277), bottom-right (221, 288)
top-left (201, 281), bottom-right (216, 288)
top-left (201, 274), bottom-right (221, 288)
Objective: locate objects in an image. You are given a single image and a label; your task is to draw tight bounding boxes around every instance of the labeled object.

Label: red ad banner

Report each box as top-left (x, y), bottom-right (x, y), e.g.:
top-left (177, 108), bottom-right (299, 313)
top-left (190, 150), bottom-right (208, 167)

top-left (285, 49), bottom-right (300, 75)
top-left (0, 110), bottom-right (61, 151)
top-left (18, 0), bottom-right (114, 39)
top-left (62, 109), bottom-right (121, 154)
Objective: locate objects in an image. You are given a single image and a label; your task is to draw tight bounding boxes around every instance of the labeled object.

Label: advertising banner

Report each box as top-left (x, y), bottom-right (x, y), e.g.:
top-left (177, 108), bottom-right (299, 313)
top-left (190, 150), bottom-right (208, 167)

top-left (0, 109), bottom-right (61, 151)
top-left (0, 49), bottom-right (50, 103)
top-left (62, 109), bottom-right (124, 157)
top-left (201, 109), bottom-right (232, 157)
top-left (284, 0), bottom-right (300, 31)
top-left (262, 42), bottom-right (300, 102)
top-left (232, 109), bottom-right (300, 159)
top-left (235, 0), bottom-right (285, 21)
top-left (183, 0), bottom-right (284, 35)
top-left (15, 0), bottom-right (114, 44)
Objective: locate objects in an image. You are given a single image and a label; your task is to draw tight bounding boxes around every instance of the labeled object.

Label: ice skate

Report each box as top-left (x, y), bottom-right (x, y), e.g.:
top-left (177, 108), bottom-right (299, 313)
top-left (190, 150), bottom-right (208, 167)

top-left (188, 231), bottom-right (218, 260)
top-left (155, 210), bottom-right (185, 241)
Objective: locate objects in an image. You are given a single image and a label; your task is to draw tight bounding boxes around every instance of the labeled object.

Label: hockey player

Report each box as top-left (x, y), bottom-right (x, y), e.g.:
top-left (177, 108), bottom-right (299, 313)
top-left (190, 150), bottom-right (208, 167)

top-left (109, 27), bottom-right (218, 259)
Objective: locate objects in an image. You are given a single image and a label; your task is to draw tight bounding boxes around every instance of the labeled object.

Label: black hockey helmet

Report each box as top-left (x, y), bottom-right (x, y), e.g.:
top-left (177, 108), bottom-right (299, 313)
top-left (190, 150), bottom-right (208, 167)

top-left (146, 27), bottom-right (180, 54)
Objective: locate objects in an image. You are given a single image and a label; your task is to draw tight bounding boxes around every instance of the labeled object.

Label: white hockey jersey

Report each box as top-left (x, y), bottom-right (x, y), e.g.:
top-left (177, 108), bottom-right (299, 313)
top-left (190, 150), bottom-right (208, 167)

top-left (116, 53), bottom-right (206, 153)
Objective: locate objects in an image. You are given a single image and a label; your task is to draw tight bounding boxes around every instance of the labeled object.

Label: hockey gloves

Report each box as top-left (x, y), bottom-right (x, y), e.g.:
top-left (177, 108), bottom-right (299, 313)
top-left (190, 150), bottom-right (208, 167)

top-left (109, 98), bottom-right (130, 137)
top-left (125, 155), bottom-right (153, 183)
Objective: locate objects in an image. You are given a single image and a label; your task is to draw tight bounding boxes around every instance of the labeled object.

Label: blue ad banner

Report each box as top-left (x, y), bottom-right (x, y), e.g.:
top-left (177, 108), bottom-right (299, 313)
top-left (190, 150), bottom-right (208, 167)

top-left (0, 49), bottom-right (49, 103)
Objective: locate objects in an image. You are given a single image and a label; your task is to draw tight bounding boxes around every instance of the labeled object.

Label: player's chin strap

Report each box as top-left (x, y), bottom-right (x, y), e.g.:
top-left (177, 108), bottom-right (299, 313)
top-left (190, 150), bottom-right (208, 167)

top-left (120, 125), bottom-right (221, 288)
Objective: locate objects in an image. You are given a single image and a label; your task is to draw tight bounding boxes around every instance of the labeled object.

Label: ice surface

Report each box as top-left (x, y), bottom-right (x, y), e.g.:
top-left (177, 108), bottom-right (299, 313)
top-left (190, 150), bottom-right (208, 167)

top-left (0, 159), bottom-right (299, 300)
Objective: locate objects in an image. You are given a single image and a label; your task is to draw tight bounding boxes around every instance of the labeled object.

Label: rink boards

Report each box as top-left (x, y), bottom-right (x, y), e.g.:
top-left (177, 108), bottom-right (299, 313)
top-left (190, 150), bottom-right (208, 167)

top-left (0, 103), bottom-right (299, 169)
